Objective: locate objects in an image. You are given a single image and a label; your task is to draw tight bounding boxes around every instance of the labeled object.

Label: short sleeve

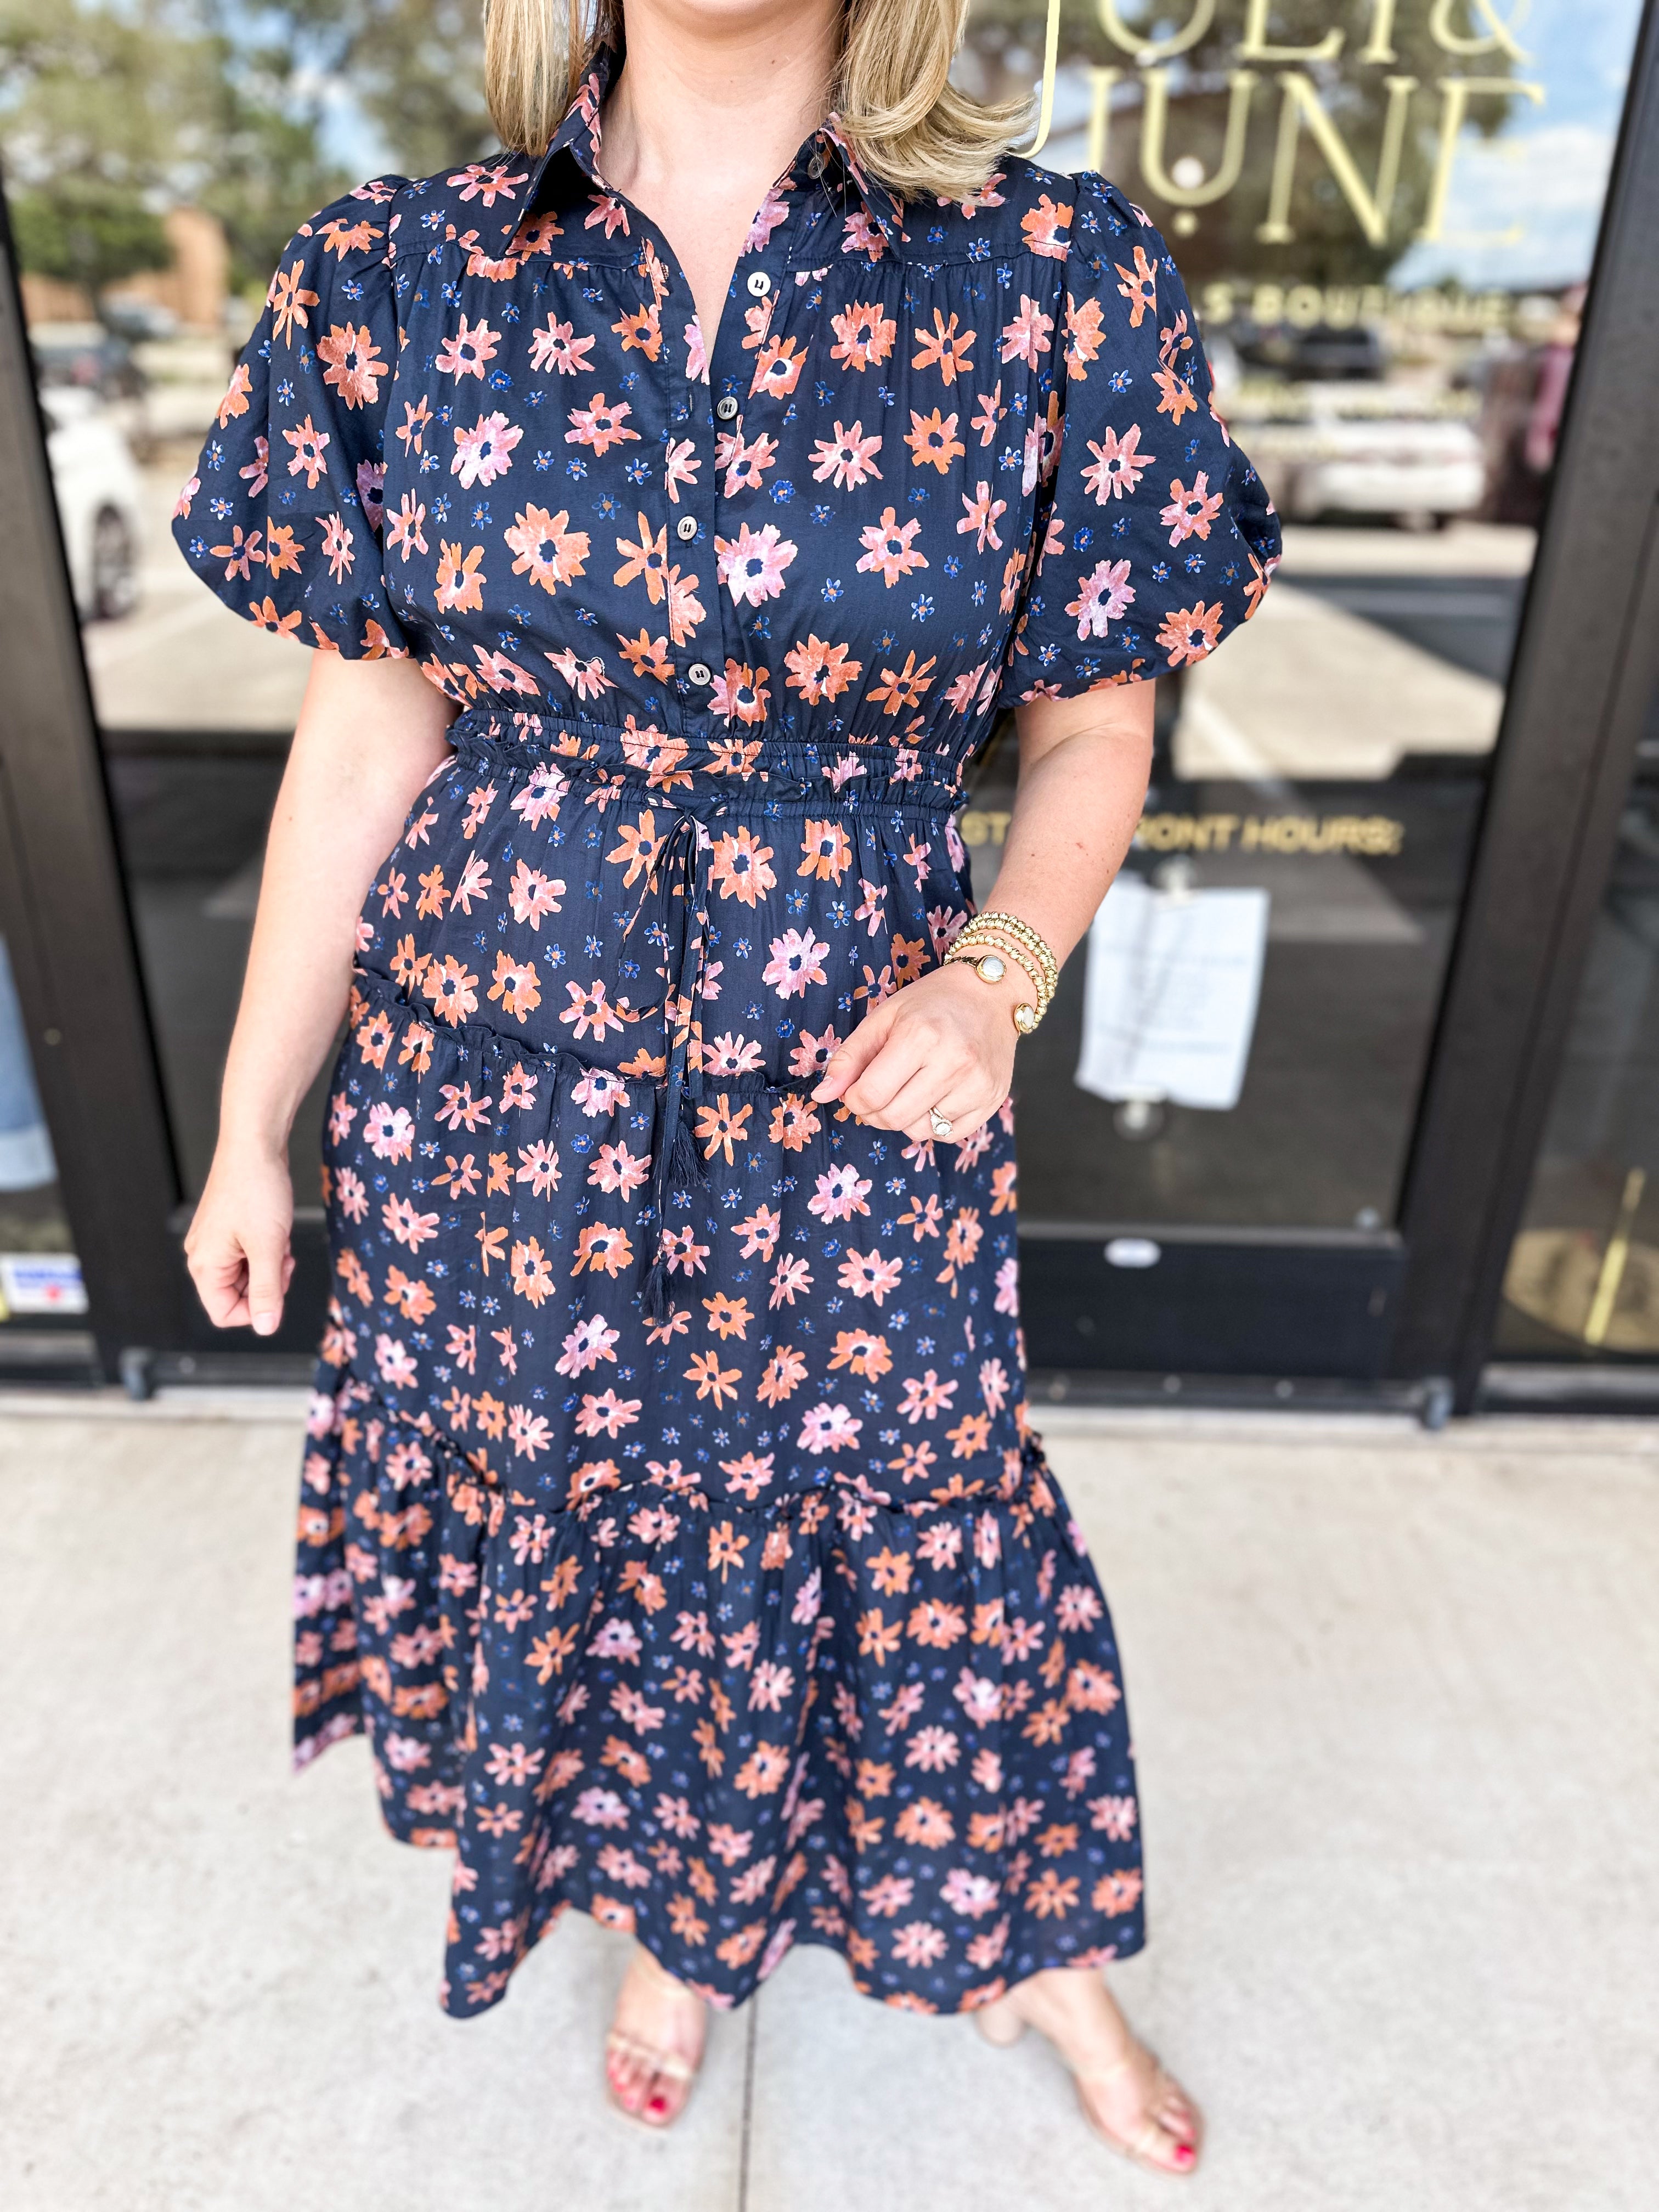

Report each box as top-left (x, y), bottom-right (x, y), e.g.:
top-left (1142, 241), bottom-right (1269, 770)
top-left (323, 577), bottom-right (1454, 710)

top-left (171, 178), bottom-right (414, 659)
top-left (1003, 173), bottom-right (1281, 701)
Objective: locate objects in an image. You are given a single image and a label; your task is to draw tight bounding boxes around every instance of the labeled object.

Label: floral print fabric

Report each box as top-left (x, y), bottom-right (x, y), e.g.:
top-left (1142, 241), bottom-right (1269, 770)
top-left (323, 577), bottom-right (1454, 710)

top-left (174, 49), bottom-right (1278, 2017)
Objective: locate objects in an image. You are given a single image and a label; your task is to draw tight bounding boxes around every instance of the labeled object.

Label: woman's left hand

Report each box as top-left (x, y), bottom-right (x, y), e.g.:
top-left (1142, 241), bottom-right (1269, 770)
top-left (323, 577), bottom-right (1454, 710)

top-left (811, 962), bottom-right (1020, 1146)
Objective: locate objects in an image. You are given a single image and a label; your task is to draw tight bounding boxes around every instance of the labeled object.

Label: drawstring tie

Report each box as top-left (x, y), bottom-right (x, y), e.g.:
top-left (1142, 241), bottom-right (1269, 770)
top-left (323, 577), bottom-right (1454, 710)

top-left (629, 804), bottom-right (714, 1322)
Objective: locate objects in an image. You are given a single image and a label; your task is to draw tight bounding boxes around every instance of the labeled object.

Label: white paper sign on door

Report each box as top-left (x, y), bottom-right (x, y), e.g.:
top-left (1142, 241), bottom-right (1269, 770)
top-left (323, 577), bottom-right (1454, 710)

top-left (1074, 876), bottom-right (1269, 1111)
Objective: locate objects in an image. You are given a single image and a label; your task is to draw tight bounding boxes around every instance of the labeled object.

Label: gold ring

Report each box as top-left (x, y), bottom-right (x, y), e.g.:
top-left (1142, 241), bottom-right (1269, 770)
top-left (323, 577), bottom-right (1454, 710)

top-left (928, 1107), bottom-right (953, 1141)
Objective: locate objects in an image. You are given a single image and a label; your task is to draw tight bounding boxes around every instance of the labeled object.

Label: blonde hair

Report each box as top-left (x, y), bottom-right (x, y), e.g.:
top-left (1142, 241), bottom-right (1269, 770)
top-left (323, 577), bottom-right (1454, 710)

top-left (482, 0), bottom-right (1031, 202)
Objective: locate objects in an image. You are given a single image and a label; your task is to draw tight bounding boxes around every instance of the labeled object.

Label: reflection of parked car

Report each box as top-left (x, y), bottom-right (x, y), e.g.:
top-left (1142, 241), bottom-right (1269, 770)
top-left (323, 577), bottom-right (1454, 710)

top-left (39, 387), bottom-right (145, 621)
top-left (1234, 321), bottom-right (1386, 382)
top-left (99, 297), bottom-right (180, 345)
top-left (1228, 388), bottom-right (1486, 529)
top-left (30, 320), bottom-right (155, 459)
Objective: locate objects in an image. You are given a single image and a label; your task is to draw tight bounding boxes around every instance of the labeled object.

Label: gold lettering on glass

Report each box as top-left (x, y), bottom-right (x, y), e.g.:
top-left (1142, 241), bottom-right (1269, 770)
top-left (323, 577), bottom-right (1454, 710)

top-left (1256, 69), bottom-right (1419, 245)
top-left (1237, 0), bottom-right (1344, 64)
top-left (1138, 66), bottom-right (1260, 207)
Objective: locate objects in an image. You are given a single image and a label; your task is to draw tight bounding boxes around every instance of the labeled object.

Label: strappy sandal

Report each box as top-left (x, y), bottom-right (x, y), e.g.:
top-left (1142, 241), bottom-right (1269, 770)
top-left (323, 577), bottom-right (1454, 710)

top-left (977, 1994), bottom-right (1202, 2176)
top-left (603, 1949), bottom-right (705, 2129)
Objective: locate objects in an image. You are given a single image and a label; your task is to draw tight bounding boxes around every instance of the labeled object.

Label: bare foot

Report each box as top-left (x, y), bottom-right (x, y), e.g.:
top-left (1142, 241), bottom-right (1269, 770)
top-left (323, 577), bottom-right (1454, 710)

top-left (979, 1967), bottom-right (1201, 2175)
top-left (605, 1945), bottom-right (708, 2128)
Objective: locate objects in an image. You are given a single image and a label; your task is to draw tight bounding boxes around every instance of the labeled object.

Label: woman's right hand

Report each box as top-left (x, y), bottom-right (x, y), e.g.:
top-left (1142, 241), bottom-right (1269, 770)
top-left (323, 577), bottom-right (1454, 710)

top-left (177, 652), bottom-right (456, 1340)
top-left (184, 1142), bottom-right (296, 1336)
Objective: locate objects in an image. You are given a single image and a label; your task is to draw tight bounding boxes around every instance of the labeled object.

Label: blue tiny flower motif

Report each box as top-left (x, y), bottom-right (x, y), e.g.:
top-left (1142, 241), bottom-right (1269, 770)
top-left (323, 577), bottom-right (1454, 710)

top-left (1075, 526), bottom-right (1093, 551)
top-left (625, 456), bottom-right (651, 484)
top-left (534, 450), bottom-right (554, 470)
top-left (1153, 560), bottom-right (1171, 582)
top-left (822, 578), bottom-right (843, 602)
top-left (911, 595), bottom-right (934, 622)
top-left (811, 504), bottom-right (834, 525)
top-left (771, 480), bottom-right (795, 503)
top-left (471, 503), bottom-right (492, 527)
top-left (567, 458), bottom-right (588, 478)
top-left (943, 555), bottom-right (962, 577)
top-left (1109, 367), bottom-right (1133, 391)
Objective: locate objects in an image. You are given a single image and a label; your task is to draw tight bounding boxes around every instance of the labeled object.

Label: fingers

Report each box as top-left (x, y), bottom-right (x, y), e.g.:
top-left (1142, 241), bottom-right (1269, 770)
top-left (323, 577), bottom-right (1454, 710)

top-left (188, 1242), bottom-right (252, 1331)
top-left (812, 1000), bottom-right (895, 1103)
top-left (841, 1028), bottom-right (934, 1123)
top-left (892, 1072), bottom-right (1006, 1149)
top-left (242, 1224), bottom-right (292, 1336)
top-left (185, 1218), bottom-right (293, 1334)
top-left (843, 1028), bottom-right (1001, 1141)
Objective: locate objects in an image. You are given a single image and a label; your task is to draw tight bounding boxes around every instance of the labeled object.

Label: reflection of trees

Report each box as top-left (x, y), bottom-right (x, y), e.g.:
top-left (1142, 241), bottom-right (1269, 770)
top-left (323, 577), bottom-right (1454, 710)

top-left (963, 1), bottom-right (1522, 287)
top-left (0, 0), bottom-right (492, 297)
top-left (279, 0), bottom-right (491, 183)
top-left (2, 0), bottom-right (347, 291)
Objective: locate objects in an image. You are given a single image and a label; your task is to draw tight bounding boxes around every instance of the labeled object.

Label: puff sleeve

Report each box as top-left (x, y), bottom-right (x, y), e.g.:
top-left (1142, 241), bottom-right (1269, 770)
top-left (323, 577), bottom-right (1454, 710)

top-left (171, 178), bottom-right (414, 659)
top-left (1003, 173), bottom-right (1280, 700)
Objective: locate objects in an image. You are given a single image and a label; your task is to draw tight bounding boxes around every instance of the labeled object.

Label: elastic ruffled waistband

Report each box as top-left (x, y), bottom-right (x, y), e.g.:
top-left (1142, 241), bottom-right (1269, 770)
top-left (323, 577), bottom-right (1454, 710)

top-left (441, 702), bottom-right (973, 819)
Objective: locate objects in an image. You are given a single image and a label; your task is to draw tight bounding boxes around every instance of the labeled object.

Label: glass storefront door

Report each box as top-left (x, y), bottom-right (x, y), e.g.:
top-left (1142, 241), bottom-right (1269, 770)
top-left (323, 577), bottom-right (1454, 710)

top-left (1, 2), bottom-right (1656, 1386)
top-left (1496, 682), bottom-right (1659, 1360)
top-left (0, 8), bottom-right (497, 1356)
top-left (0, 931), bottom-right (84, 1329)
top-left (955, 0), bottom-right (1653, 1376)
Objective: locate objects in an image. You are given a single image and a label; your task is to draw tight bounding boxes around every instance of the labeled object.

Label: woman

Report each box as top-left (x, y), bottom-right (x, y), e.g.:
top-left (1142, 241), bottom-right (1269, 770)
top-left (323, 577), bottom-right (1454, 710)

top-left (175, 0), bottom-right (1277, 2172)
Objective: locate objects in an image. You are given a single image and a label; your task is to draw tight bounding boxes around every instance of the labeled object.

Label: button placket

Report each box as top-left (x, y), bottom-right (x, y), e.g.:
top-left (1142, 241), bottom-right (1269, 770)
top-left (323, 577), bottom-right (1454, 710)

top-left (706, 218), bottom-right (806, 724)
top-left (633, 228), bottom-right (719, 725)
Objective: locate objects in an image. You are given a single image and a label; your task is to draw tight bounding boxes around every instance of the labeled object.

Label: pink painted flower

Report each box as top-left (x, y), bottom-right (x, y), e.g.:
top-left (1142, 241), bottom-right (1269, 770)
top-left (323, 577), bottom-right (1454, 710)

top-left (716, 522), bottom-right (797, 607)
top-left (763, 927), bottom-right (830, 999)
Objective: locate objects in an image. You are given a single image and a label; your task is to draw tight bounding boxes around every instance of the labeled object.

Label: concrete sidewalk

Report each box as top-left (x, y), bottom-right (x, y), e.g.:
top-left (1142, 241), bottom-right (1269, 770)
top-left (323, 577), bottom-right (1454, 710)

top-left (2, 1395), bottom-right (1656, 2211)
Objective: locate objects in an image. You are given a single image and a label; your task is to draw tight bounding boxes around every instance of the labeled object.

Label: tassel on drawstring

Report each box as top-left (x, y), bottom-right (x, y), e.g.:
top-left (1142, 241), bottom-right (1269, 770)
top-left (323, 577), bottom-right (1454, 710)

top-left (669, 1113), bottom-right (703, 1195)
top-left (641, 1243), bottom-right (670, 1325)
top-left (632, 803), bottom-right (712, 1324)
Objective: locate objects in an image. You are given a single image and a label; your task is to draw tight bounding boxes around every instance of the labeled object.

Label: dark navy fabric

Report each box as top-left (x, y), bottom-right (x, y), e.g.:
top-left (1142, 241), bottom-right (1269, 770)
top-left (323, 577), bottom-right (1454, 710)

top-left (174, 47), bottom-right (1278, 2017)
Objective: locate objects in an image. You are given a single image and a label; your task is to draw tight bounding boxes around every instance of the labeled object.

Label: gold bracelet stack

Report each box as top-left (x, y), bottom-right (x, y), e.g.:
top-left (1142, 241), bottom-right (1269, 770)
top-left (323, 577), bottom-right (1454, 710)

top-left (943, 910), bottom-right (1059, 1034)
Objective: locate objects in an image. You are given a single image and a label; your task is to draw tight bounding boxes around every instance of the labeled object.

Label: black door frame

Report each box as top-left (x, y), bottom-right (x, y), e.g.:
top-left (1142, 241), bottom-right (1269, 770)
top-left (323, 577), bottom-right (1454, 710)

top-left (3, 13), bottom-right (1659, 1403)
top-left (0, 176), bottom-right (189, 1380)
top-left (1389, 0), bottom-right (1659, 1409)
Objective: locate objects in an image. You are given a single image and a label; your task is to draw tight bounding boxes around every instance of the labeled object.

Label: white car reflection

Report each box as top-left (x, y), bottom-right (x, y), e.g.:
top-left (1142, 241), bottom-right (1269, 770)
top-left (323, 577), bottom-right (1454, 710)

top-left (40, 386), bottom-right (145, 620)
top-left (1226, 388), bottom-right (1487, 531)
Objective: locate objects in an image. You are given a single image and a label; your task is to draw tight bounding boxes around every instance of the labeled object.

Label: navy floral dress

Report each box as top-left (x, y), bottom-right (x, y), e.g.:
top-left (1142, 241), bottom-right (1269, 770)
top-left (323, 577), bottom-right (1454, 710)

top-left (174, 49), bottom-right (1278, 2018)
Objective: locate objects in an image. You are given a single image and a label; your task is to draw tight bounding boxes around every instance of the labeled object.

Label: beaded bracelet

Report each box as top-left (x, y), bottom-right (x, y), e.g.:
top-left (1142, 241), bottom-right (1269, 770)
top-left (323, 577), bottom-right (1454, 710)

top-left (954, 911), bottom-right (1058, 1005)
top-left (964, 912), bottom-right (1058, 1002)
top-left (943, 910), bottom-right (1059, 1034)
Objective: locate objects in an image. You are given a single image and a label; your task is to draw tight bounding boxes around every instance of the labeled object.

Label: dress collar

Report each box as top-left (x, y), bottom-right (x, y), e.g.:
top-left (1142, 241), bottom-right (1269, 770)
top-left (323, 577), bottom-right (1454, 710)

top-left (469, 44), bottom-right (906, 252)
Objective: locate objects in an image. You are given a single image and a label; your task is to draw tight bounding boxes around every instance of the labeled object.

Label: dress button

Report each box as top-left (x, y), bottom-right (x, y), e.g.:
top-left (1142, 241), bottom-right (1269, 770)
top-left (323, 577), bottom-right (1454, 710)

top-left (746, 270), bottom-right (772, 298)
top-left (807, 153), bottom-right (826, 180)
top-left (675, 514), bottom-right (697, 541)
top-left (687, 661), bottom-right (712, 686)
top-left (715, 395), bottom-right (739, 421)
